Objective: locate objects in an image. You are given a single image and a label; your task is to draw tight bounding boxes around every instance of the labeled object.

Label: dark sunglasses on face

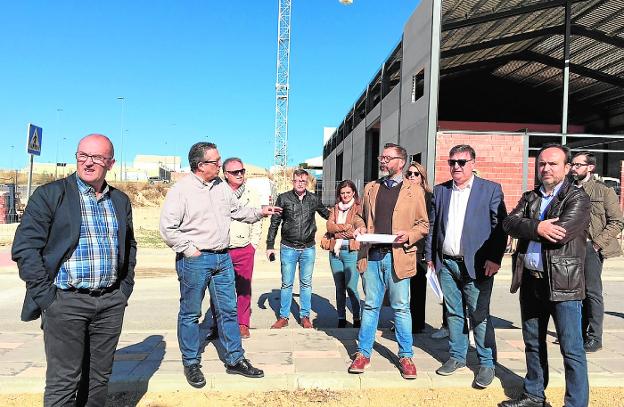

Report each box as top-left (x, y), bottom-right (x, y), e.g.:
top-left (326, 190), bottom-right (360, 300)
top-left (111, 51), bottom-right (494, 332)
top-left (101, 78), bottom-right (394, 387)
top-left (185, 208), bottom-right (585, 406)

top-left (225, 169), bottom-right (246, 176)
top-left (406, 171), bottom-right (421, 177)
top-left (447, 159), bottom-right (473, 167)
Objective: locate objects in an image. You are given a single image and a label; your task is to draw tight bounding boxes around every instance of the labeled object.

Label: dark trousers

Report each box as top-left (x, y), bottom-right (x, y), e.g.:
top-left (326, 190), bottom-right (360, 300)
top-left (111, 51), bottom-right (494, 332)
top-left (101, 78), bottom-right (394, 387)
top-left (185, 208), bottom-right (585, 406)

top-left (409, 261), bottom-right (427, 331)
top-left (42, 288), bottom-right (126, 407)
top-left (520, 275), bottom-right (588, 407)
top-left (582, 240), bottom-right (604, 342)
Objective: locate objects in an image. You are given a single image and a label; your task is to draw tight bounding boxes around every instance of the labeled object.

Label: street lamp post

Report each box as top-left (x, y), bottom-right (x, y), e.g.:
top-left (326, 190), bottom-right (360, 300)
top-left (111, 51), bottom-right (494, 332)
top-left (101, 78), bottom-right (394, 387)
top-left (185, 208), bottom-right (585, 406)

top-left (117, 96), bottom-right (125, 182)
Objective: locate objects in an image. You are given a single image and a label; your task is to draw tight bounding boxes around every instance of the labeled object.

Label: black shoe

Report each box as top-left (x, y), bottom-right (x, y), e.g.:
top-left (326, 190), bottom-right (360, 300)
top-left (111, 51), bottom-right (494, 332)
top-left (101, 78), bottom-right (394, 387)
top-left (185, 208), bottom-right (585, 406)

top-left (474, 366), bottom-right (495, 388)
top-left (183, 364), bottom-right (206, 388)
top-left (206, 327), bottom-right (218, 341)
top-left (584, 338), bottom-right (602, 352)
top-left (436, 358), bottom-right (466, 376)
top-left (338, 318), bottom-right (347, 328)
top-left (353, 319), bottom-right (361, 328)
top-left (226, 359), bottom-right (264, 378)
top-left (500, 394), bottom-right (545, 407)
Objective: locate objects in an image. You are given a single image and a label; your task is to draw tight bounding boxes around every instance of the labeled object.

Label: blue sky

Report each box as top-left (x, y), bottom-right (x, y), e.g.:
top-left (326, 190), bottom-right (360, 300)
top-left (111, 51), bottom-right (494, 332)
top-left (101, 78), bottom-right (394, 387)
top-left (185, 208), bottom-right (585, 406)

top-left (0, 0), bottom-right (420, 170)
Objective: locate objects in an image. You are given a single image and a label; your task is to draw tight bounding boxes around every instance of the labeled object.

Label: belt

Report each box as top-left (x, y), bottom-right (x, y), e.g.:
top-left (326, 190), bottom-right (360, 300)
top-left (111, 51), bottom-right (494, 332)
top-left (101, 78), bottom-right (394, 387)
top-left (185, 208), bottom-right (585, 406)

top-left (64, 286), bottom-right (117, 297)
top-left (370, 245), bottom-right (392, 253)
top-left (442, 254), bottom-right (464, 262)
top-left (200, 249), bottom-right (229, 254)
top-left (526, 269), bottom-right (545, 279)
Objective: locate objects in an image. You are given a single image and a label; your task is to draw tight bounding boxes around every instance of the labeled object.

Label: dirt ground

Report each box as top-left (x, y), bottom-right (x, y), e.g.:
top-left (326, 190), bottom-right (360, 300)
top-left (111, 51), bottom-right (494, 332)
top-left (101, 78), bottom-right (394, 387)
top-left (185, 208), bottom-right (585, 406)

top-left (2, 387), bottom-right (623, 407)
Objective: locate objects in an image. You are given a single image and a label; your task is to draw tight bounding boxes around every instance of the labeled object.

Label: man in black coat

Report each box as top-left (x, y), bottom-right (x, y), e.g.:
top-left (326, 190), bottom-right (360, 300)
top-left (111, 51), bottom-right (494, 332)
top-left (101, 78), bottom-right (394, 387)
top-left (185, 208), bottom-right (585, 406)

top-left (12, 134), bottom-right (136, 406)
top-left (501, 144), bottom-right (590, 407)
top-left (266, 169), bottom-right (330, 329)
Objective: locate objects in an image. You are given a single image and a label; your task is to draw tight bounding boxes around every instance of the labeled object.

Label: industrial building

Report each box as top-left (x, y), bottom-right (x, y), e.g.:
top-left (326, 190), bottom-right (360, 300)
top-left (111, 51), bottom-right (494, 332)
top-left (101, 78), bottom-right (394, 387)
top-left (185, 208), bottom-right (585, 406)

top-left (321, 0), bottom-right (624, 208)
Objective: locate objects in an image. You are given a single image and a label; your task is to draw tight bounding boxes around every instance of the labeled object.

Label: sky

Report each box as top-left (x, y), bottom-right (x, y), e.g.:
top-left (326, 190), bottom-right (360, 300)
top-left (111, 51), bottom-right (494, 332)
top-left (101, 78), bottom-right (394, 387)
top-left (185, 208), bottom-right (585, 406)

top-left (0, 0), bottom-right (420, 171)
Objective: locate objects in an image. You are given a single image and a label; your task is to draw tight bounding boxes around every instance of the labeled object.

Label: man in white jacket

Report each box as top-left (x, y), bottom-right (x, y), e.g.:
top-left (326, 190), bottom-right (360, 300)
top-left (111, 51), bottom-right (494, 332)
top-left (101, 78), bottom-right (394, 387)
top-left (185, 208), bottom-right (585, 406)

top-left (206, 157), bottom-right (262, 340)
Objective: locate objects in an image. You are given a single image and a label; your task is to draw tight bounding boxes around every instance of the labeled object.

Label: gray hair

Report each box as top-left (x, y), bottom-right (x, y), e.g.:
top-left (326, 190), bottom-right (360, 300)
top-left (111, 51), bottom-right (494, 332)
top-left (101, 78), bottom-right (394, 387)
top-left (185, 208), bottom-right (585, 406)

top-left (189, 142), bottom-right (217, 172)
top-left (223, 157), bottom-right (243, 171)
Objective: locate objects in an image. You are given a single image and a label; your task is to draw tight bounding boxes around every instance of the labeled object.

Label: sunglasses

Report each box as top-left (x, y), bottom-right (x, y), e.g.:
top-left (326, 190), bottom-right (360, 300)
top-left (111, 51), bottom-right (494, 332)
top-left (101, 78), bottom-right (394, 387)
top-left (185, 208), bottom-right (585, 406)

top-left (447, 159), bottom-right (473, 167)
top-left (225, 169), bottom-right (246, 176)
top-left (406, 171), bottom-right (421, 177)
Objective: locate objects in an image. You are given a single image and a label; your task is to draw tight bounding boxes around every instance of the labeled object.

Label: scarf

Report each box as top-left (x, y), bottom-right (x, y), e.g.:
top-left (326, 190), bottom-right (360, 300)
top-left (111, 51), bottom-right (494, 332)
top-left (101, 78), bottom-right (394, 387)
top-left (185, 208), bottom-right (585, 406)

top-left (233, 183), bottom-right (246, 200)
top-left (333, 198), bottom-right (355, 256)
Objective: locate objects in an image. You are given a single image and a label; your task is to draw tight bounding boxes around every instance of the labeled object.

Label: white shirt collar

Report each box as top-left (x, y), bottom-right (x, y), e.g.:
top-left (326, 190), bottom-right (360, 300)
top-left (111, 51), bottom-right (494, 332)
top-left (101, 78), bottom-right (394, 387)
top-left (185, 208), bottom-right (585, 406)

top-left (452, 175), bottom-right (474, 191)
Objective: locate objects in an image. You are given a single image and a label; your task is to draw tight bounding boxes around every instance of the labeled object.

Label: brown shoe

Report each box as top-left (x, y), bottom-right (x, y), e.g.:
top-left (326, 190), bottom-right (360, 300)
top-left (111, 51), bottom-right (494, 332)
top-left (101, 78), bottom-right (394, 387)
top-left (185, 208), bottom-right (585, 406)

top-left (239, 325), bottom-right (250, 339)
top-left (271, 318), bottom-right (289, 329)
top-left (399, 357), bottom-right (417, 379)
top-left (301, 317), bottom-right (313, 329)
top-left (348, 352), bottom-right (370, 374)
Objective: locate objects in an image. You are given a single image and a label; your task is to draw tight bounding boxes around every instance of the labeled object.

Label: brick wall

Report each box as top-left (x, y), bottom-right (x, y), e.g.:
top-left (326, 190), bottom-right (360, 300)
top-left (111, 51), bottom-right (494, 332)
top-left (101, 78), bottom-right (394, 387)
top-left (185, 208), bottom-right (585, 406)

top-left (434, 133), bottom-right (525, 212)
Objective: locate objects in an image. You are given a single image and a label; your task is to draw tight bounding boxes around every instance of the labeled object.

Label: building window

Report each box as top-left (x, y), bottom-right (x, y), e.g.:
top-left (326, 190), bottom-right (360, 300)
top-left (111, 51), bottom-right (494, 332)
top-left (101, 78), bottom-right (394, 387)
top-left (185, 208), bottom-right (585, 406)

top-left (335, 152), bottom-right (343, 183)
top-left (411, 69), bottom-right (424, 103)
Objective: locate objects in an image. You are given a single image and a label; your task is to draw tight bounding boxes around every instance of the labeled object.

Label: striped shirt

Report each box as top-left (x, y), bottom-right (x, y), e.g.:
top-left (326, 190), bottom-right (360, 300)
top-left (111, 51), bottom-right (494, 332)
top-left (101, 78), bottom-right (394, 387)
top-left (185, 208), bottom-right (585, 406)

top-left (54, 177), bottom-right (119, 289)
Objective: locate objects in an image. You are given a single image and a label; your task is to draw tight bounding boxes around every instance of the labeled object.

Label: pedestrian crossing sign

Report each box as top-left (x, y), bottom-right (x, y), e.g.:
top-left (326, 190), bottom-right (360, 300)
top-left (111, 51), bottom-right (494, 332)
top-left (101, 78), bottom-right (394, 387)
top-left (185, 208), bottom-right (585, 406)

top-left (27, 124), bottom-right (43, 156)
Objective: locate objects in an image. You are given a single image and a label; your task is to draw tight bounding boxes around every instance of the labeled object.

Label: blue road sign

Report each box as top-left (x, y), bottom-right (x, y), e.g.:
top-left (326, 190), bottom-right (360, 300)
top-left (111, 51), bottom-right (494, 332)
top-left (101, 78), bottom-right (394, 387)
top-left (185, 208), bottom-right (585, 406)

top-left (27, 124), bottom-right (43, 156)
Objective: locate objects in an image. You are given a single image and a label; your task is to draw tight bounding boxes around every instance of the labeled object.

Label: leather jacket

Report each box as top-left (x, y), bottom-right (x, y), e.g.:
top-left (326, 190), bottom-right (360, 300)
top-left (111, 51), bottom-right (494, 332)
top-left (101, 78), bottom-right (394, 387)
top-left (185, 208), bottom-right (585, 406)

top-left (266, 190), bottom-right (330, 250)
top-left (503, 179), bottom-right (590, 302)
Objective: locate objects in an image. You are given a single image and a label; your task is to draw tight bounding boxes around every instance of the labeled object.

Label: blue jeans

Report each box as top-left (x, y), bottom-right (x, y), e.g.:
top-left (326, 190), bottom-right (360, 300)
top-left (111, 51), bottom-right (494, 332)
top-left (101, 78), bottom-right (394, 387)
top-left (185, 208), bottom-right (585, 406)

top-left (438, 258), bottom-right (496, 367)
top-left (176, 252), bottom-right (243, 367)
top-left (520, 275), bottom-right (589, 407)
top-left (328, 247), bottom-right (361, 320)
top-left (279, 244), bottom-right (315, 319)
top-left (357, 251), bottom-right (412, 358)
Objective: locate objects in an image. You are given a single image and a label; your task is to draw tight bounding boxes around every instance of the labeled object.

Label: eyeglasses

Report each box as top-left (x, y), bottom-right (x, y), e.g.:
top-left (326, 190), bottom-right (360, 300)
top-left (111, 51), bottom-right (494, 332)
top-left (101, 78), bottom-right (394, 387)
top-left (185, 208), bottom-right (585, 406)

top-left (406, 171), bottom-right (421, 178)
top-left (447, 159), bottom-right (474, 167)
top-left (377, 156), bottom-right (402, 163)
top-left (200, 159), bottom-right (221, 167)
top-left (225, 169), bottom-right (246, 176)
top-left (571, 163), bottom-right (589, 168)
top-left (76, 152), bottom-right (111, 165)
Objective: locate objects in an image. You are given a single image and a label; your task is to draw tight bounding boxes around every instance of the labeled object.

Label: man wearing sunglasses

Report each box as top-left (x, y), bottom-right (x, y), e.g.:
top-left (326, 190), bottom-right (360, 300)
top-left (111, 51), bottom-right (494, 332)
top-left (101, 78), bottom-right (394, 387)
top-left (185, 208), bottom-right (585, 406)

top-left (13, 134), bottom-right (136, 405)
top-left (348, 143), bottom-right (429, 380)
top-left (160, 142), bottom-right (281, 388)
top-left (205, 157), bottom-right (263, 341)
top-left (425, 144), bottom-right (507, 389)
top-left (570, 151), bottom-right (623, 353)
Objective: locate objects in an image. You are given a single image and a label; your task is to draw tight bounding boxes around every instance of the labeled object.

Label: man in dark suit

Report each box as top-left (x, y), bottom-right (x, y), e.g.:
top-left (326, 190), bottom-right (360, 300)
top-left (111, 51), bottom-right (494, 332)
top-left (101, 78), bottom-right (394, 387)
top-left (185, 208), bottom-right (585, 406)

top-left (425, 144), bottom-right (507, 388)
top-left (12, 134), bottom-right (136, 406)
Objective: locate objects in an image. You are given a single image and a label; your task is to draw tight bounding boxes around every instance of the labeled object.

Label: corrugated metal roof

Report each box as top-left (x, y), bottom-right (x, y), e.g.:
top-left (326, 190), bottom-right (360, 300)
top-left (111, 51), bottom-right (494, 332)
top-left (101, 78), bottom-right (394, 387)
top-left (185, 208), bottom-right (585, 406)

top-left (439, 0), bottom-right (624, 124)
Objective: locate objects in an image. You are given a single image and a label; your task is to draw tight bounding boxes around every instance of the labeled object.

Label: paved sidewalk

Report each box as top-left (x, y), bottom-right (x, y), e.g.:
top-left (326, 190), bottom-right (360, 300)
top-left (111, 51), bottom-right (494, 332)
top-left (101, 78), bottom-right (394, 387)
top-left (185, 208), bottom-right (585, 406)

top-left (1, 247), bottom-right (624, 395)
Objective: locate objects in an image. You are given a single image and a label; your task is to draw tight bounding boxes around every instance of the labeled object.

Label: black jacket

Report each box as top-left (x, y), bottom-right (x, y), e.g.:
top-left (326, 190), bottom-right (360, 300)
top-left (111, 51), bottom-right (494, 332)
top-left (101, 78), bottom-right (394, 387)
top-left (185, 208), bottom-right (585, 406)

top-left (266, 190), bottom-right (330, 249)
top-left (503, 179), bottom-right (590, 301)
top-left (12, 173), bottom-right (137, 321)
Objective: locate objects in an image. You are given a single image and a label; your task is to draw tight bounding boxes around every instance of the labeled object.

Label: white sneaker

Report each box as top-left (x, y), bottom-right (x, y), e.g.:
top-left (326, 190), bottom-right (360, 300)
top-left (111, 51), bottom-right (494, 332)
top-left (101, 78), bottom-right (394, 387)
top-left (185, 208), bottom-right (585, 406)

top-left (431, 326), bottom-right (449, 339)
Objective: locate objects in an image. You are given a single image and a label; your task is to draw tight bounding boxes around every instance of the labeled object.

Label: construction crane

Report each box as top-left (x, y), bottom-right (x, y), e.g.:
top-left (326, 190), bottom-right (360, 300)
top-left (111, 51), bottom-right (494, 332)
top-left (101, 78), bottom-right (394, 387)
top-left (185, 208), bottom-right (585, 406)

top-left (272, 0), bottom-right (352, 192)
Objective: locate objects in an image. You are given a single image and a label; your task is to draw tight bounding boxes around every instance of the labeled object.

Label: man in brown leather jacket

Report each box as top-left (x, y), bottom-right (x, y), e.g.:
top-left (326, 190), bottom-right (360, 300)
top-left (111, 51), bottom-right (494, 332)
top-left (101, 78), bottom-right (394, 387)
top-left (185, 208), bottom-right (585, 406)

top-left (501, 144), bottom-right (590, 407)
top-left (571, 151), bottom-right (623, 353)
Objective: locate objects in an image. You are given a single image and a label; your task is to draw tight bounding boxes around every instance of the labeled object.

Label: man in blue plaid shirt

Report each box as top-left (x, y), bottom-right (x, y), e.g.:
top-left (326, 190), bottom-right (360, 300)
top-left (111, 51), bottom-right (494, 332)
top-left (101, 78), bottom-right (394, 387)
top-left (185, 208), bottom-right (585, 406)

top-left (13, 134), bottom-right (136, 406)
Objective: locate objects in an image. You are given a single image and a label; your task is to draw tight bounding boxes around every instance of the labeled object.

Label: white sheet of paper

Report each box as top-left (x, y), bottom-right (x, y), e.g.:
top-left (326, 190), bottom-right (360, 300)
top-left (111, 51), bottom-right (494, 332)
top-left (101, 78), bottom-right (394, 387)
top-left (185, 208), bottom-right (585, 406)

top-left (355, 233), bottom-right (397, 244)
top-left (426, 264), bottom-right (444, 304)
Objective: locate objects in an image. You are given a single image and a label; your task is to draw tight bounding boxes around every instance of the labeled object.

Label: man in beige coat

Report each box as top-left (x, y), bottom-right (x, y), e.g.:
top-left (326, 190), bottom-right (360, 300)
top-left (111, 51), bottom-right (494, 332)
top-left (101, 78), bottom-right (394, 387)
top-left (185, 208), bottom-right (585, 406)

top-left (571, 151), bottom-right (624, 352)
top-left (206, 157), bottom-right (263, 340)
top-left (348, 142), bottom-right (429, 380)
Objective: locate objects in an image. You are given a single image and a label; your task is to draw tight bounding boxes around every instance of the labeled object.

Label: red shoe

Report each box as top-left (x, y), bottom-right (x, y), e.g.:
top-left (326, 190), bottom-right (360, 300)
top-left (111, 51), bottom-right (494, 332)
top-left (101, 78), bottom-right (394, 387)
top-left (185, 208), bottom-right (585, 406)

top-left (348, 352), bottom-right (370, 374)
top-left (301, 317), bottom-right (313, 329)
top-left (239, 325), bottom-right (250, 339)
top-left (399, 357), bottom-right (417, 379)
top-left (271, 318), bottom-right (289, 329)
